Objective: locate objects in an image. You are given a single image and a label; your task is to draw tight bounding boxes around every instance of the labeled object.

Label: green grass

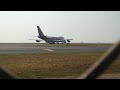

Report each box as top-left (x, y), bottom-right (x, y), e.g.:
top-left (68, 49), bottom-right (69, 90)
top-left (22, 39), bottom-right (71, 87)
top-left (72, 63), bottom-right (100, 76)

top-left (0, 52), bottom-right (120, 79)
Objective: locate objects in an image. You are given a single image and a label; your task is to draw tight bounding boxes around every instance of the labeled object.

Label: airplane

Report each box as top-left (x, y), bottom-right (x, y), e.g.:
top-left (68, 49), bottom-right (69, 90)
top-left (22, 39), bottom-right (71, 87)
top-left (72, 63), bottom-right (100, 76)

top-left (30, 26), bottom-right (73, 44)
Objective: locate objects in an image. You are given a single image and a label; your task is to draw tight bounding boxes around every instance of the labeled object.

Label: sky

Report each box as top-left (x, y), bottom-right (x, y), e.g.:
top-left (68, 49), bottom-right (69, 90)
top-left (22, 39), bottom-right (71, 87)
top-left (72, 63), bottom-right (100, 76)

top-left (0, 11), bottom-right (120, 43)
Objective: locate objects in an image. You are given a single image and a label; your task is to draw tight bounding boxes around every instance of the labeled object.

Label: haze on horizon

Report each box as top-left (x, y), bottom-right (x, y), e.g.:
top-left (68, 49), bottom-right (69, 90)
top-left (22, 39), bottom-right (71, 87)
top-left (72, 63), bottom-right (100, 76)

top-left (0, 11), bottom-right (120, 43)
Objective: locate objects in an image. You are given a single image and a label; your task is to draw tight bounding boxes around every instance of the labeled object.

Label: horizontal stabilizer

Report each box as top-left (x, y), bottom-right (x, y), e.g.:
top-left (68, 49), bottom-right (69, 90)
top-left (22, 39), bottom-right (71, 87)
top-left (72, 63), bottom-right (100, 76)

top-left (29, 36), bottom-right (38, 37)
top-left (66, 39), bottom-right (73, 40)
top-left (28, 39), bottom-right (42, 41)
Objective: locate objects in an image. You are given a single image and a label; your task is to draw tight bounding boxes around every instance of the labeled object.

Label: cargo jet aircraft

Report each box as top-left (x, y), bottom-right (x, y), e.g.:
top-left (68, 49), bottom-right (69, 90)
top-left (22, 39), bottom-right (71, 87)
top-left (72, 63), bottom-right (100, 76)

top-left (32, 26), bottom-right (73, 44)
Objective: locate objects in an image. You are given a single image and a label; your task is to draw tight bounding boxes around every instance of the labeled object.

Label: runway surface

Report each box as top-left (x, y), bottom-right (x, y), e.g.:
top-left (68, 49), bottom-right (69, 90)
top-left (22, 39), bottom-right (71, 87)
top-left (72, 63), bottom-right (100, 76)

top-left (0, 43), bottom-right (111, 54)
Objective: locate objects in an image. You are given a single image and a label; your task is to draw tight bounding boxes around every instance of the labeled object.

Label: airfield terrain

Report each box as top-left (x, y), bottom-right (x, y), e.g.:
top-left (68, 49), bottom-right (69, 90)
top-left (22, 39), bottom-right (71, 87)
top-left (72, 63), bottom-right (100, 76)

top-left (0, 43), bottom-right (119, 79)
top-left (0, 43), bottom-right (111, 54)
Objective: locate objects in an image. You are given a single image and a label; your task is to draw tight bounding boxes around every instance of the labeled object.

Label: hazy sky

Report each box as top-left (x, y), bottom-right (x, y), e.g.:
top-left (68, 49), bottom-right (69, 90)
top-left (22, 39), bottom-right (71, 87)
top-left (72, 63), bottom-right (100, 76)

top-left (0, 11), bottom-right (120, 43)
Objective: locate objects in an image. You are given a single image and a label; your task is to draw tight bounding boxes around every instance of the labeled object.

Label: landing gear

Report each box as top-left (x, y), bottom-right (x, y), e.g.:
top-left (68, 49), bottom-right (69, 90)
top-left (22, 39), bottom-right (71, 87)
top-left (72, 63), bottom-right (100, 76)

top-left (48, 42), bottom-right (64, 44)
top-left (48, 42), bottom-right (56, 44)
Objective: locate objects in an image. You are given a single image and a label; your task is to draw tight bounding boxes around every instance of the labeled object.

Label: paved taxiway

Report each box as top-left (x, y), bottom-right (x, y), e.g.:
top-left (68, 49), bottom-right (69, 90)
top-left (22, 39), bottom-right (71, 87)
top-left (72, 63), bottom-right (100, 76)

top-left (0, 43), bottom-right (111, 54)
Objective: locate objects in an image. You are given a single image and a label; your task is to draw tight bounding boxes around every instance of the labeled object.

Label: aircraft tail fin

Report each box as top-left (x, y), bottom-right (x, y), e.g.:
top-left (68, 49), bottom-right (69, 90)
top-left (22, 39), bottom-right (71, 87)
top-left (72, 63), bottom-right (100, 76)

top-left (37, 26), bottom-right (45, 38)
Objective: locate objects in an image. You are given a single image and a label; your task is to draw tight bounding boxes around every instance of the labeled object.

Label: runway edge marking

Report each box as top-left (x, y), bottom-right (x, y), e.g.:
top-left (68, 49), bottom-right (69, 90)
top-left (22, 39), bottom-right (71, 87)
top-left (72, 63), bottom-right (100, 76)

top-left (43, 49), bottom-right (54, 52)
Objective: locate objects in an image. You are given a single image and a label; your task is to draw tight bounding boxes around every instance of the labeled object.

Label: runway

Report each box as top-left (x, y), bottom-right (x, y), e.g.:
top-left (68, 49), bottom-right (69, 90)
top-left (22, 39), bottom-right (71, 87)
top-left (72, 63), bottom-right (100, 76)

top-left (0, 43), bottom-right (111, 54)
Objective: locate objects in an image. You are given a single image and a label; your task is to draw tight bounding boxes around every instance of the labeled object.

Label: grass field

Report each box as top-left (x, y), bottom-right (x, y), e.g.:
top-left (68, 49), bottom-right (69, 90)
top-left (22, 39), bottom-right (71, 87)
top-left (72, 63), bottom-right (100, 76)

top-left (0, 51), bottom-right (120, 79)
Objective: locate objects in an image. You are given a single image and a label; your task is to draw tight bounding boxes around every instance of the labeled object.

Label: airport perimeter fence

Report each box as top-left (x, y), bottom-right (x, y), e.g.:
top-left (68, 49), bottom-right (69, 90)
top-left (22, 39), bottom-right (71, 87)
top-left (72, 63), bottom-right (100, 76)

top-left (0, 40), bottom-right (120, 79)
